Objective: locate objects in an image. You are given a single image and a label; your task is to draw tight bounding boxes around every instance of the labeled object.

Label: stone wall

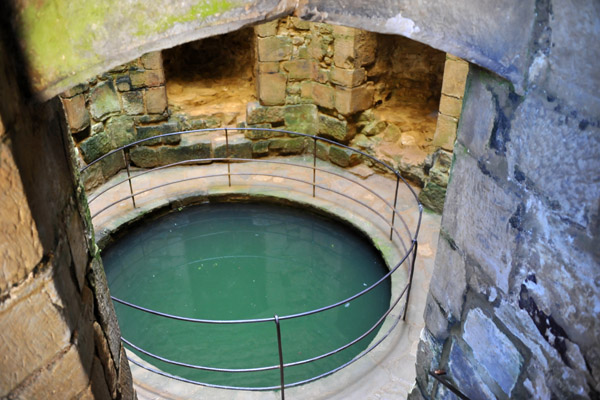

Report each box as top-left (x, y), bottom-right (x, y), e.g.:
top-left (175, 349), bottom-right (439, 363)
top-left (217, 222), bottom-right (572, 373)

top-left (0, 15), bottom-right (135, 399)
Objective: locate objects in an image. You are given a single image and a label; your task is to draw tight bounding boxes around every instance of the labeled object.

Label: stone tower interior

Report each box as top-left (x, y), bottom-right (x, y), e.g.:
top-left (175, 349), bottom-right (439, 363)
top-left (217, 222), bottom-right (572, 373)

top-left (1, 1), bottom-right (598, 399)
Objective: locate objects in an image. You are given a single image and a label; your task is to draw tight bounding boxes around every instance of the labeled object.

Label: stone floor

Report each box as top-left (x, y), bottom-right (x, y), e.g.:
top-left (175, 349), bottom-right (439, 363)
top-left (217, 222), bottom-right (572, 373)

top-left (88, 155), bottom-right (441, 400)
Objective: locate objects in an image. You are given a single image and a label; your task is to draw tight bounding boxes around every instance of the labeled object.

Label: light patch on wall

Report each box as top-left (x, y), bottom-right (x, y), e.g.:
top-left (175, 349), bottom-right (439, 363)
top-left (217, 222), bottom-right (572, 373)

top-left (384, 13), bottom-right (420, 36)
top-left (527, 52), bottom-right (548, 84)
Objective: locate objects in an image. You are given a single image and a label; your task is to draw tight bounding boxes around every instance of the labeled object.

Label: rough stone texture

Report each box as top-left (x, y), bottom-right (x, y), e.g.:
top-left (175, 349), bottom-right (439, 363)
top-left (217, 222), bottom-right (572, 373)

top-left (318, 113), bottom-right (350, 143)
top-left (439, 94), bottom-right (463, 119)
top-left (130, 137), bottom-right (212, 168)
top-left (89, 81), bottom-right (120, 121)
top-left (254, 20), bottom-right (278, 37)
top-left (330, 66), bottom-right (366, 87)
top-left (269, 137), bottom-right (308, 155)
top-left (79, 131), bottom-right (112, 164)
top-left (105, 115), bottom-right (136, 148)
top-left (145, 86), bottom-right (168, 114)
top-left (61, 94), bottom-right (90, 132)
top-left (246, 102), bottom-right (284, 125)
top-left (440, 58), bottom-right (469, 98)
top-left (284, 104), bottom-right (318, 135)
top-left (335, 84), bottom-right (374, 115)
top-left (282, 59), bottom-right (314, 80)
top-left (130, 68), bottom-right (165, 89)
top-left (332, 26), bottom-right (377, 69)
top-left (137, 121), bottom-right (181, 146)
top-left (329, 145), bottom-right (360, 168)
top-left (122, 91), bottom-right (144, 115)
top-left (432, 113), bottom-right (458, 152)
top-left (311, 82), bottom-right (336, 109)
top-left (213, 134), bottom-right (252, 159)
top-left (257, 36), bottom-right (293, 62)
top-left (140, 51), bottom-right (162, 70)
top-left (258, 72), bottom-right (287, 106)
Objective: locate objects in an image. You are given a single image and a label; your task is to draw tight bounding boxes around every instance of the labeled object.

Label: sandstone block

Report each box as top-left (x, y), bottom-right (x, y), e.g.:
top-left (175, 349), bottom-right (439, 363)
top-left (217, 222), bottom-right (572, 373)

top-left (245, 124), bottom-right (285, 140)
top-left (282, 59), bottom-right (314, 80)
top-left (311, 83), bottom-right (335, 109)
top-left (79, 131), bottom-right (111, 163)
top-left (418, 181), bottom-right (447, 214)
top-left (432, 113), bottom-right (458, 151)
top-left (269, 137), bottom-right (308, 155)
top-left (130, 69), bottom-right (165, 89)
top-left (0, 276), bottom-right (72, 396)
top-left (429, 149), bottom-right (453, 187)
top-left (121, 91), bottom-right (144, 115)
top-left (258, 62), bottom-right (279, 74)
top-left (100, 151), bottom-right (126, 181)
top-left (441, 59), bottom-right (469, 98)
top-left (300, 81), bottom-right (313, 101)
top-left (329, 145), bottom-right (360, 167)
top-left (333, 28), bottom-right (376, 68)
top-left (316, 141), bottom-right (330, 161)
top-left (213, 134), bottom-right (252, 159)
top-left (105, 115), bottom-right (135, 148)
top-left (330, 66), bottom-right (366, 88)
top-left (137, 121), bottom-right (181, 146)
top-left (140, 51), bottom-right (163, 70)
top-left (312, 68), bottom-right (329, 84)
top-left (362, 120), bottom-right (387, 137)
top-left (246, 102), bottom-right (285, 125)
top-left (62, 94), bottom-right (90, 132)
top-left (90, 356), bottom-right (112, 400)
top-left (145, 86), bottom-right (168, 114)
top-left (318, 113), bottom-right (350, 143)
top-left (308, 34), bottom-right (327, 61)
top-left (439, 94), bottom-right (463, 118)
top-left (115, 75), bottom-right (131, 92)
top-left (257, 36), bottom-right (292, 62)
top-left (254, 20), bottom-right (278, 37)
top-left (61, 83), bottom-right (89, 98)
top-left (284, 104), bottom-right (318, 134)
top-left (335, 84), bottom-right (374, 115)
top-left (291, 17), bottom-right (311, 30)
top-left (252, 140), bottom-right (270, 157)
top-left (447, 339), bottom-right (497, 399)
top-left (258, 72), bottom-right (287, 106)
top-left (89, 81), bottom-right (120, 121)
top-left (130, 137), bottom-right (211, 168)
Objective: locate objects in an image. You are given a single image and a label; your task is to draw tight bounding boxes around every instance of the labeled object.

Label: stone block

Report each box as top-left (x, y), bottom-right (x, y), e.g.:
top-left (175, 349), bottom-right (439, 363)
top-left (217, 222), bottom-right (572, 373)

top-left (269, 137), bottom-right (308, 155)
top-left (252, 140), bottom-right (270, 157)
top-left (130, 68), bottom-right (165, 89)
top-left (441, 58), bottom-right (469, 98)
top-left (105, 115), bottom-right (135, 148)
top-left (432, 113), bottom-right (458, 151)
top-left (93, 322), bottom-right (117, 397)
top-left (89, 81), bottom-right (120, 121)
top-left (65, 210), bottom-right (88, 291)
top-left (257, 36), bottom-right (292, 62)
top-left (245, 124), bottom-right (285, 140)
top-left (429, 150), bottom-right (453, 187)
top-left (312, 68), bottom-right (329, 84)
top-left (316, 141), bottom-right (330, 161)
top-left (61, 94), bottom-right (90, 132)
top-left (246, 102), bottom-right (285, 125)
top-left (258, 72), bottom-right (287, 106)
top-left (61, 83), bottom-right (89, 98)
top-left (283, 104), bottom-right (318, 134)
top-left (145, 86), bottom-right (168, 114)
top-left (137, 121), bottom-right (181, 146)
top-left (258, 62), bottom-right (279, 74)
top-left (333, 28), bottom-right (376, 68)
top-left (134, 112), bottom-right (168, 124)
top-left (361, 120), bottom-right (387, 137)
top-left (308, 34), bottom-right (327, 61)
top-left (282, 59), bottom-right (314, 80)
top-left (311, 83), bottom-right (335, 109)
top-left (0, 145), bottom-right (43, 292)
top-left (329, 145), bottom-right (359, 167)
top-left (318, 113), bottom-right (351, 143)
top-left (291, 17), bottom-right (311, 30)
top-left (115, 75), bottom-right (131, 92)
top-left (419, 181), bottom-right (447, 214)
top-left (463, 308), bottom-right (523, 396)
top-left (335, 84), bottom-right (374, 115)
top-left (254, 19), bottom-right (278, 37)
top-left (79, 131), bottom-right (111, 163)
top-left (130, 137), bottom-right (211, 168)
top-left (121, 91), bottom-right (144, 115)
top-left (330, 66), bottom-right (366, 88)
top-left (446, 339), bottom-right (497, 400)
top-left (90, 356), bottom-right (112, 399)
top-left (439, 94), bottom-right (463, 118)
top-left (213, 134), bottom-right (252, 159)
top-left (100, 151), bottom-right (126, 180)
top-left (0, 276), bottom-right (72, 396)
top-left (140, 51), bottom-right (163, 70)
top-left (300, 81), bottom-right (313, 101)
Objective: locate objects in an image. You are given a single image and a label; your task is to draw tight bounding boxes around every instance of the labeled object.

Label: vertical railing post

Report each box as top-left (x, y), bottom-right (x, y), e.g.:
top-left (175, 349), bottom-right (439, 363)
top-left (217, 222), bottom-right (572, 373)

top-left (274, 315), bottom-right (285, 400)
top-left (390, 175), bottom-right (400, 240)
top-left (225, 128), bottom-right (231, 187)
top-left (312, 138), bottom-right (317, 198)
top-left (123, 148), bottom-right (136, 209)
top-left (403, 240), bottom-right (418, 321)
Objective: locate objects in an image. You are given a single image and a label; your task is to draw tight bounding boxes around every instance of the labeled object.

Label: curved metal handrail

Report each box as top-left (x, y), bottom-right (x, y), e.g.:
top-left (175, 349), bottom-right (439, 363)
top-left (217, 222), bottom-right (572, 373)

top-left (82, 127), bottom-right (422, 398)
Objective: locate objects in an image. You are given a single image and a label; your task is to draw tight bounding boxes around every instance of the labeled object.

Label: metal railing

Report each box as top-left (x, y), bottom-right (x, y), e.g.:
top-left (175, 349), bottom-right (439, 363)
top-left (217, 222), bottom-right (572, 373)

top-left (82, 127), bottom-right (423, 398)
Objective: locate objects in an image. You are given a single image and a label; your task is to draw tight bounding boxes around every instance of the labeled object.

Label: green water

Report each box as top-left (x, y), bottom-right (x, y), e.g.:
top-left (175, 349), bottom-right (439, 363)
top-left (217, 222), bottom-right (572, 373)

top-left (103, 202), bottom-right (391, 388)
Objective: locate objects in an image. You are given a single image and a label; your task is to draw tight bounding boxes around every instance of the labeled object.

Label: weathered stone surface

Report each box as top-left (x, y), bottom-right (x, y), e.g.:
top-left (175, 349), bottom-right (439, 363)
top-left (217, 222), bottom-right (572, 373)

top-left (284, 104), bottom-right (318, 134)
top-left (311, 83), bottom-right (335, 109)
top-left (258, 61), bottom-right (279, 74)
top-left (335, 84), bottom-right (374, 115)
top-left (136, 121), bottom-right (181, 145)
top-left (121, 91), bottom-right (144, 115)
top-left (282, 59), bottom-right (314, 80)
top-left (140, 51), bottom-right (162, 70)
top-left (93, 322), bottom-right (117, 398)
top-left (361, 120), bottom-right (387, 137)
top-left (0, 275), bottom-right (72, 396)
top-left (419, 182), bottom-right (446, 214)
top-left (463, 308), bottom-right (523, 396)
top-left (90, 356), bottom-right (112, 399)
top-left (414, 328), bottom-right (444, 395)
top-left (61, 83), bottom-right (89, 98)
top-left (245, 124), bottom-right (284, 140)
top-left (318, 113), bottom-right (350, 142)
top-left (0, 144), bottom-right (43, 293)
top-left (100, 151), bottom-right (126, 181)
top-left (79, 131), bottom-right (111, 164)
top-left (439, 94), bottom-right (463, 118)
top-left (145, 86), bottom-right (168, 114)
top-left (117, 345), bottom-right (135, 400)
top-left (252, 140), bottom-right (270, 157)
top-left (62, 94), bottom-right (90, 132)
top-left (89, 81), bottom-right (120, 121)
top-left (258, 72), bottom-right (287, 106)
top-left (333, 27), bottom-right (377, 69)
top-left (429, 149), bottom-right (453, 187)
top-left (130, 68), bottom-right (165, 89)
top-left (254, 19), bottom-right (278, 37)
top-left (441, 58), bottom-right (469, 98)
top-left (130, 137), bottom-right (212, 168)
top-left (316, 140), bottom-right (330, 161)
top-left (246, 102), bottom-right (284, 125)
top-left (257, 36), bottom-right (292, 62)
top-left (446, 339), bottom-right (497, 399)
top-left (66, 210), bottom-right (88, 291)
top-left (213, 134), bottom-right (252, 159)
top-left (290, 16), bottom-right (311, 30)
top-left (330, 66), bottom-right (366, 87)
top-left (115, 75), bottom-right (131, 92)
top-left (329, 145), bottom-right (359, 167)
top-left (432, 113), bottom-right (458, 151)
top-left (105, 115), bottom-right (135, 148)
top-left (269, 137), bottom-right (308, 155)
